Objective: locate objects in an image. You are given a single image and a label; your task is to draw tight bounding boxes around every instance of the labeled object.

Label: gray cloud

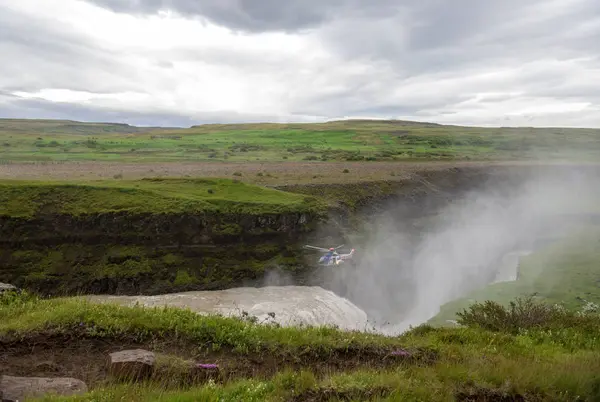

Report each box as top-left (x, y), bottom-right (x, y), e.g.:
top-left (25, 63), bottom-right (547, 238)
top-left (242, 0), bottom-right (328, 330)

top-left (0, 96), bottom-right (195, 127)
top-left (406, 0), bottom-right (542, 51)
top-left (86, 0), bottom-right (600, 65)
top-left (2, 0), bottom-right (600, 127)
top-left (85, 0), bottom-right (400, 32)
top-left (0, 6), bottom-right (140, 94)
top-left (320, 0), bottom-right (600, 73)
top-left (0, 94), bottom-right (325, 127)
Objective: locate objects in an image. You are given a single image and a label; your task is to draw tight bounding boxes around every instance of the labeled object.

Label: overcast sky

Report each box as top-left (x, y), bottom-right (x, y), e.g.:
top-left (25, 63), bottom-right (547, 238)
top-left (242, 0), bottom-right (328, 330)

top-left (1, 0), bottom-right (599, 127)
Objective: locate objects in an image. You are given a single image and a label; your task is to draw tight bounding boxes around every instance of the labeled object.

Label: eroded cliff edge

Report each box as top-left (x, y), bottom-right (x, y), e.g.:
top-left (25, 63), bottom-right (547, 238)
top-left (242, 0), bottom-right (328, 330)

top-left (2, 164), bottom-right (597, 297)
top-left (0, 178), bottom-right (328, 296)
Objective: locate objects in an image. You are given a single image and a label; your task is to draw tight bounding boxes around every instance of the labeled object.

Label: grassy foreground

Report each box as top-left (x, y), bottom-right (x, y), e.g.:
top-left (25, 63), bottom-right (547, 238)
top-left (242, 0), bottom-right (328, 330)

top-left (0, 177), bottom-right (326, 217)
top-left (1, 118), bottom-right (600, 163)
top-left (2, 291), bottom-right (600, 401)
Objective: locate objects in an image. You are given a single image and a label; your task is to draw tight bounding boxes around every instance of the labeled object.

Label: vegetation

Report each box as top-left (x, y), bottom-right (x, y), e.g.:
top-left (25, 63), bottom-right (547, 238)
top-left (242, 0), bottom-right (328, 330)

top-left (0, 177), bottom-right (326, 217)
top-left (455, 295), bottom-right (599, 337)
top-left (1, 290), bottom-right (599, 401)
top-left (1, 118), bottom-right (599, 163)
top-left (2, 243), bottom-right (306, 297)
top-left (277, 180), bottom-right (406, 211)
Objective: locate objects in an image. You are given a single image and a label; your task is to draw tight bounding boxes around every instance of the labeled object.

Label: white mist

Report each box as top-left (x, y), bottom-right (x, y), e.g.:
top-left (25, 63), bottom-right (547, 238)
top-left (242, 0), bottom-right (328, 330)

top-left (327, 165), bottom-right (600, 334)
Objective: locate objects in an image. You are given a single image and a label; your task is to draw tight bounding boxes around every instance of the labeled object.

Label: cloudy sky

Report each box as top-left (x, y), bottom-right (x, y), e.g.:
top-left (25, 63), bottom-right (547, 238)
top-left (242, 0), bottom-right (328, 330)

top-left (1, 0), bottom-right (599, 127)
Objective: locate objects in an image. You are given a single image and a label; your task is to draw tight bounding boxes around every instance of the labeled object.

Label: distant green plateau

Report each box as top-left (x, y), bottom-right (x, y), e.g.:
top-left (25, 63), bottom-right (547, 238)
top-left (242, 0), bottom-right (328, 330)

top-left (0, 118), bottom-right (598, 162)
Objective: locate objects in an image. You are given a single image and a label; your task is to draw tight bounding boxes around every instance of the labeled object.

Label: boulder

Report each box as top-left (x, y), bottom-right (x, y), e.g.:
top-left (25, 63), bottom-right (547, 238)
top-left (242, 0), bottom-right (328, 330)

top-left (107, 349), bottom-right (155, 381)
top-left (0, 283), bottom-right (17, 294)
top-left (0, 375), bottom-right (88, 401)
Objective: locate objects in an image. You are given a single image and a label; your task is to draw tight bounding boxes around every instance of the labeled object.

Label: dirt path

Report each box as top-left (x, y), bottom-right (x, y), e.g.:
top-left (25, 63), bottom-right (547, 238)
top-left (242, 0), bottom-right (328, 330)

top-left (0, 160), bottom-right (581, 185)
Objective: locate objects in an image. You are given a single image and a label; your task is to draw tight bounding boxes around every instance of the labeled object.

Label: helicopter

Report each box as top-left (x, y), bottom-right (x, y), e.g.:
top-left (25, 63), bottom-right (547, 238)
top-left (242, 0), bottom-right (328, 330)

top-left (302, 244), bottom-right (356, 266)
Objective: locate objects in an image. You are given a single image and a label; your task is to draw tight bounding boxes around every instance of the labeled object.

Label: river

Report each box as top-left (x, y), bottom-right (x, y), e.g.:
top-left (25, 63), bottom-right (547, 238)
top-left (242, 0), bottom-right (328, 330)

top-left (86, 285), bottom-right (372, 332)
top-left (85, 247), bottom-right (529, 336)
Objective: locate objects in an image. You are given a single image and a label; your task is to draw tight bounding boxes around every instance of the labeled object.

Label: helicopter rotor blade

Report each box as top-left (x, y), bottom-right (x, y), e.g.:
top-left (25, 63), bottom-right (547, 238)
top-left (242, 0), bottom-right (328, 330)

top-left (303, 245), bottom-right (331, 252)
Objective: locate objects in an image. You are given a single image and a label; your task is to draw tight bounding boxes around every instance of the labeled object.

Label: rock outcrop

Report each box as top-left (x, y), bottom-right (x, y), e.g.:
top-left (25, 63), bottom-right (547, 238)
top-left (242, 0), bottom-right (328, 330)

top-left (106, 349), bottom-right (221, 385)
top-left (0, 375), bottom-right (88, 401)
top-left (107, 349), bottom-right (155, 381)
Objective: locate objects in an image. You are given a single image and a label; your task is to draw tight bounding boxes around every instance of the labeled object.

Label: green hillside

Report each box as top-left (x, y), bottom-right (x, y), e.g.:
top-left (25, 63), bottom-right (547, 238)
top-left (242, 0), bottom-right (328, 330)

top-left (0, 118), bottom-right (598, 163)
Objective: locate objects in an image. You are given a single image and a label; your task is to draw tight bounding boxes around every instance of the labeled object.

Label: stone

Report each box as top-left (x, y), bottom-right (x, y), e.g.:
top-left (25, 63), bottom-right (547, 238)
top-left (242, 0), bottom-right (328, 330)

top-left (0, 283), bottom-right (17, 294)
top-left (107, 349), bottom-right (155, 381)
top-left (0, 375), bottom-right (88, 401)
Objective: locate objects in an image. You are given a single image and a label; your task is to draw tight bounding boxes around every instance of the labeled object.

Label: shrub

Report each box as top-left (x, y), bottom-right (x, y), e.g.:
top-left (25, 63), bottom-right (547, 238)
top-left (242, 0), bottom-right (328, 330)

top-left (456, 296), bottom-right (559, 333)
top-left (0, 288), bottom-right (37, 307)
top-left (456, 296), bottom-right (600, 335)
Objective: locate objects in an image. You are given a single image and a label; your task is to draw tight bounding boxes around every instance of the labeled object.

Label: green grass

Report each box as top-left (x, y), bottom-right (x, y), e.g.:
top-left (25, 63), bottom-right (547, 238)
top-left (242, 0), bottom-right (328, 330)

top-left (1, 292), bottom-right (598, 401)
top-left (0, 177), bottom-right (327, 217)
top-left (429, 225), bottom-right (600, 326)
top-left (0, 293), bottom-right (408, 355)
top-left (31, 356), bottom-right (600, 402)
top-left (1, 118), bottom-right (599, 163)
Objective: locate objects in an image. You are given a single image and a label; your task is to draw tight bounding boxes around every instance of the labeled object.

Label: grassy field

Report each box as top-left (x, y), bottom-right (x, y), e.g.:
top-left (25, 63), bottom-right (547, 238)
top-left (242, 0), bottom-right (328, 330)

top-left (0, 177), bottom-right (326, 217)
top-left (1, 291), bottom-right (599, 401)
top-left (1, 118), bottom-right (599, 163)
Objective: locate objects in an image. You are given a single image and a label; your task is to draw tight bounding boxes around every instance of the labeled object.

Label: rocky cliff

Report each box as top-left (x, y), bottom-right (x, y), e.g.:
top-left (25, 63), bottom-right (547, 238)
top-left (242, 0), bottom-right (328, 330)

top-left (0, 178), bottom-right (329, 296)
